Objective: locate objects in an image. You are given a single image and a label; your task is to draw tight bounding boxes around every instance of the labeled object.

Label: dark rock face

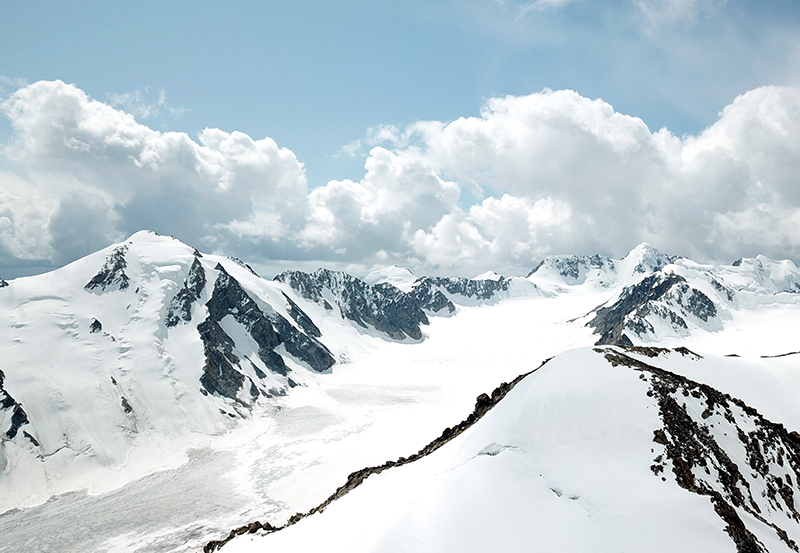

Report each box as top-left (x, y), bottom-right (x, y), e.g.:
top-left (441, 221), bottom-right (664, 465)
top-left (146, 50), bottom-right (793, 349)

top-left (89, 319), bottom-right (102, 334)
top-left (0, 369), bottom-right (34, 445)
top-left (198, 265), bottom-right (334, 401)
top-left (711, 277), bottom-right (736, 302)
top-left (408, 284), bottom-right (455, 314)
top-left (528, 254), bottom-right (614, 282)
top-left (85, 246), bottom-right (130, 292)
top-left (121, 396), bottom-right (133, 414)
top-left (605, 348), bottom-right (800, 553)
top-left (282, 292), bottom-right (322, 338)
top-left (166, 256), bottom-right (207, 327)
top-left (410, 276), bottom-right (510, 311)
top-left (275, 269), bottom-right (429, 340)
top-left (0, 279), bottom-right (8, 288)
top-left (588, 272), bottom-right (718, 346)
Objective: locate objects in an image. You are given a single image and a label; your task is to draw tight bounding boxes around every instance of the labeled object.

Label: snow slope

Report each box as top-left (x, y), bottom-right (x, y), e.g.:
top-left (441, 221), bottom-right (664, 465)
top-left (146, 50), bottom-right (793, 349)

top-left (225, 347), bottom-right (800, 553)
top-left (1, 235), bottom-right (799, 552)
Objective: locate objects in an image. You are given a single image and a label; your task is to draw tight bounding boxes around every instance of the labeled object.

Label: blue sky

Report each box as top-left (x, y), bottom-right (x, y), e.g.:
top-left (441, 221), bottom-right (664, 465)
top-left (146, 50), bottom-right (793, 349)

top-left (1, 0), bottom-right (800, 277)
top-left (3, 0), bottom-right (797, 183)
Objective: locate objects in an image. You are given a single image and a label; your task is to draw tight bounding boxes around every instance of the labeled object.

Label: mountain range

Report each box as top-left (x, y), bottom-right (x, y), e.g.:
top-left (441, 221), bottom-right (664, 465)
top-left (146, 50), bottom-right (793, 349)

top-left (1, 231), bottom-right (799, 552)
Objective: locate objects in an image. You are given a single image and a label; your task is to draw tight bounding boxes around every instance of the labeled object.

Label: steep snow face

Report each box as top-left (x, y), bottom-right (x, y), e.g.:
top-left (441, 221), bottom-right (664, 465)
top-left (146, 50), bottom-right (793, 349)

top-left (0, 231), bottom-right (338, 510)
top-left (362, 266), bottom-right (417, 293)
top-left (225, 348), bottom-right (800, 553)
top-left (472, 270), bottom-right (502, 281)
top-left (618, 242), bottom-right (672, 276)
top-left (527, 253), bottom-right (617, 289)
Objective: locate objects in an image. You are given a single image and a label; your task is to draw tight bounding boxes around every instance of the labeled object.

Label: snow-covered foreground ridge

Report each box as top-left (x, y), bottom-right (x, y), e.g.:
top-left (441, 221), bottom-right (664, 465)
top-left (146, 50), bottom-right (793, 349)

top-left (221, 347), bottom-right (800, 553)
top-left (0, 230), bottom-right (799, 551)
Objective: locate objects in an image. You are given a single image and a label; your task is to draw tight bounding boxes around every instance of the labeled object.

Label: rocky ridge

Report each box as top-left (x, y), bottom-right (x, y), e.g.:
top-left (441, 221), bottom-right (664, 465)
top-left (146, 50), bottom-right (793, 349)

top-left (198, 264), bottom-right (334, 403)
top-left (275, 269), bottom-right (430, 340)
top-left (588, 272), bottom-right (719, 346)
top-left (603, 347), bottom-right (800, 552)
top-left (202, 357), bottom-right (548, 552)
top-left (84, 245), bottom-right (131, 292)
top-left (206, 347), bottom-right (800, 553)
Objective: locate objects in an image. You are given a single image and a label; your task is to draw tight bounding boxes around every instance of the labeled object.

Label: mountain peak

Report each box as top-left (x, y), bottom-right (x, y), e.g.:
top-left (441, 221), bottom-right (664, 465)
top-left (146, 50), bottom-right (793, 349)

top-left (363, 265), bottom-right (418, 292)
top-left (472, 270), bottom-right (503, 281)
top-left (620, 242), bottom-right (671, 275)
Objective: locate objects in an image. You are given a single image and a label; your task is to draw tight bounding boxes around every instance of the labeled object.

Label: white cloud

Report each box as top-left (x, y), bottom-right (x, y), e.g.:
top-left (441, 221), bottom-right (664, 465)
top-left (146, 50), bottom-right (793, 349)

top-left (301, 146), bottom-right (461, 258)
top-left (0, 80), bottom-right (308, 265)
top-left (518, 0), bottom-right (578, 17)
top-left (1, 80), bottom-right (799, 277)
top-left (304, 85), bottom-right (800, 274)
top-left (107, 88), bottom-right (188, 121)
top-left (633, 0), bottom-right (727, 29)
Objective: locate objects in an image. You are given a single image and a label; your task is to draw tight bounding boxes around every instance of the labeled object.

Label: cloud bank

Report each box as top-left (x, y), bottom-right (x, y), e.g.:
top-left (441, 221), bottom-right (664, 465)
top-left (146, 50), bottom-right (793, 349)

top-left (1, 80), bottom-right (799, 277)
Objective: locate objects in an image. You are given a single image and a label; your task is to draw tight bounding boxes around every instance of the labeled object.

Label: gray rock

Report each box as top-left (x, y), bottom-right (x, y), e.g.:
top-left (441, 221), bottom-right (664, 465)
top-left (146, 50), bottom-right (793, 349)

top-left (588, 272), bottom-right (718, 345)
top-left (165, 256), bottom-right (207, 327)
top-left (85, 246), bottom-right (130, 292)
top-left (275, 269), bottom-right (429, 340)
top-left (198, 265), bottom-right (334, 401)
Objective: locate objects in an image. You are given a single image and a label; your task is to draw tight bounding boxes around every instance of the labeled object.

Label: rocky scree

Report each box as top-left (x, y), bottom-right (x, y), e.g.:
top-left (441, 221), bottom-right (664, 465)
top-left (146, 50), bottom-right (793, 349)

top-left (604, 347), bottom-right (800, 553)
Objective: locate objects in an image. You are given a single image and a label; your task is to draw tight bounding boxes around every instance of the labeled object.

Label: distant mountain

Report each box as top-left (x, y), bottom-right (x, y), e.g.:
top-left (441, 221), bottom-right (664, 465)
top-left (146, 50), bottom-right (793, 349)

top-left (581, 252), bottom-right (800, 347)
top-left (362, 265), bottom-right (418, 293)
top-left (2, 231), bottom-right (800, 552)
top-left (526, 243), bottom-right (672, 290)
top-left (0, 232), bottom-right (538, 512)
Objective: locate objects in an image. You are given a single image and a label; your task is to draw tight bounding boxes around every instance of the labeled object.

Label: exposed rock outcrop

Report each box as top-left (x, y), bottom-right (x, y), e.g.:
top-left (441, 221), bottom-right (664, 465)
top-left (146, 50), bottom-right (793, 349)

top-left (85, 246), bottom-right (130, 292)
top-left (165, 256), bottom-right (207, 327)
top-left (588, 272), bottom-right (718, 346)
top-left (0, 369), bottom-right (35, 445)
top-left (410, 276), bottom-right (510, 312)
top-left (275, 269), bottom-right (429, 340)
top-left (198, 265), bottom-right (334, 401)
top-left (604, 348), bottom-right (800, 553)
top-left (89, 318), bottom-right (102, 334)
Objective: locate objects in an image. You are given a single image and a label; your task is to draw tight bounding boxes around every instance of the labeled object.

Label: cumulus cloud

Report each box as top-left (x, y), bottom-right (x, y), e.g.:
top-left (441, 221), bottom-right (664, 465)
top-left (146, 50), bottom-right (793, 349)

top-left (302, 86), bottom-right (800, 274)
top-left (0, 80), bottom-right (308, 268)
top-left (1, 80), bottom-right (799, 278)
top-left (107, 87), bottom-right (188, 122)
top-left (301, 146), bottom-right (460, 260)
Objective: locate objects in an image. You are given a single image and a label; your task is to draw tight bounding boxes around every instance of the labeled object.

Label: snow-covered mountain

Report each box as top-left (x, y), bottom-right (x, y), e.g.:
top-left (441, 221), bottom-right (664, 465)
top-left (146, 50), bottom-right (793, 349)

top-left (1, 232), bottom-right (800, 553)
top-left (220, 347), bottom-right (800, 553)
